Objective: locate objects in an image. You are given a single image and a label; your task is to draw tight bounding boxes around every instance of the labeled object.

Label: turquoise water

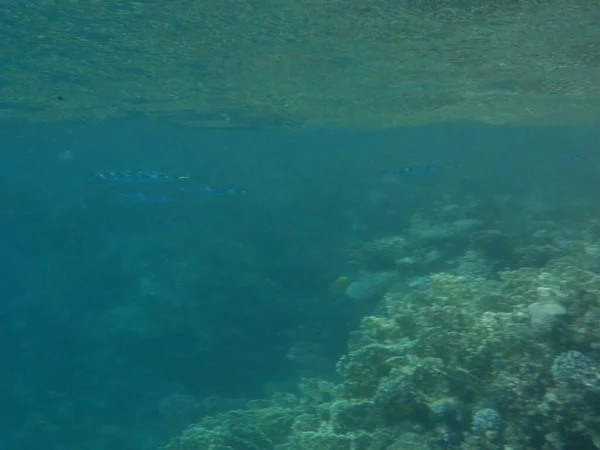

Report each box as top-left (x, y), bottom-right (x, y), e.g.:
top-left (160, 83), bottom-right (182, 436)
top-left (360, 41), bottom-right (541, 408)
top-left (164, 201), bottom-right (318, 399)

top-left (2, 121), bottom-right (600, 450)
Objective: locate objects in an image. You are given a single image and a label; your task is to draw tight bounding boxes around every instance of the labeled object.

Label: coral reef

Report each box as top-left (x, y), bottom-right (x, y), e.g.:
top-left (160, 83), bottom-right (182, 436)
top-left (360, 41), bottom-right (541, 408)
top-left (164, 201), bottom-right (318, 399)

top-left (164, 218), bottom-right (600, 450)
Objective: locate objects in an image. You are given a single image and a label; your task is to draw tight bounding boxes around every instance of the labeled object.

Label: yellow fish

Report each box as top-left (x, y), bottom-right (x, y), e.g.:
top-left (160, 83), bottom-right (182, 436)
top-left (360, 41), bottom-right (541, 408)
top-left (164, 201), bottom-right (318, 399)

top-left (331, 275), bottom-right (351, 291)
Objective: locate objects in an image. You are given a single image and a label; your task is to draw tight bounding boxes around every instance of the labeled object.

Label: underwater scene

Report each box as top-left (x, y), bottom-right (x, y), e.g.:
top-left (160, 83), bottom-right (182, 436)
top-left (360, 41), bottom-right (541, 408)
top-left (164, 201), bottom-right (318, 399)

top-left (2, 122), bottom-right (600, 450)
top-left (4, 0), bottom-right (600, 449)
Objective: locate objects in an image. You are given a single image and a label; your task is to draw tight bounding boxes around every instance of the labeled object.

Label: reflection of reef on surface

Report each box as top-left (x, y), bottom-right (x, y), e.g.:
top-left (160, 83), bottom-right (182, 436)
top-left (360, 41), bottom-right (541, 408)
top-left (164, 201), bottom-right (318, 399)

top-left (164, 219), bottom-right (600, 450)
top-left (4, 0), bottom-right (600, 127)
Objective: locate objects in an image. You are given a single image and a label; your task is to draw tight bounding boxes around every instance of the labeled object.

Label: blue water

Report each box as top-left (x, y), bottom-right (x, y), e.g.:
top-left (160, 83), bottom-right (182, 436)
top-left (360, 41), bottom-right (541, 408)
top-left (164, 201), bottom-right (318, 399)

top-left (1, 120), bottom-right (599, 450)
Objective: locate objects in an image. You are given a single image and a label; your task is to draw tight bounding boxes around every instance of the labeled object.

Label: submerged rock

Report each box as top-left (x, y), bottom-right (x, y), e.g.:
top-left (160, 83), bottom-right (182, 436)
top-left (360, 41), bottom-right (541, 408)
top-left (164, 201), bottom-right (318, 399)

top-left (345, 272), bottom-right (395, 301)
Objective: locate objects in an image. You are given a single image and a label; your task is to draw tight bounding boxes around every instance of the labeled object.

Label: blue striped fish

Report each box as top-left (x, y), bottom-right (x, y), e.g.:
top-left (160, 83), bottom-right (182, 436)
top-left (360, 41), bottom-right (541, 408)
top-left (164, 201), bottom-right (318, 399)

top-left (96, 170), bottom-right (190, 182)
